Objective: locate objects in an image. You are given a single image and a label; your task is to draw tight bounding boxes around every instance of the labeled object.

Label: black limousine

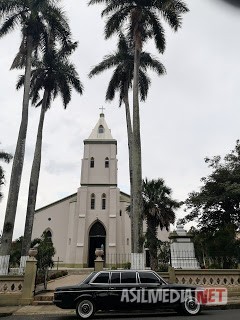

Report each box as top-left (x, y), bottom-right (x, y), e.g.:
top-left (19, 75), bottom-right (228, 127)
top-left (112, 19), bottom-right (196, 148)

top-left (53, 270), bottom-right (204, 319)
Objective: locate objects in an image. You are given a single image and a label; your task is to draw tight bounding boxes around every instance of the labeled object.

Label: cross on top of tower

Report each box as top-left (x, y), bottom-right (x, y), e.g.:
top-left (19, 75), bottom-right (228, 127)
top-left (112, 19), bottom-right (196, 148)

top-left (99, 106), bottom-right (105, 116)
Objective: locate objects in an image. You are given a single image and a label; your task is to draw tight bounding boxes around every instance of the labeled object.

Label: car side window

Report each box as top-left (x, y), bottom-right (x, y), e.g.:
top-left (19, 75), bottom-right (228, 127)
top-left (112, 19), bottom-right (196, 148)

top-left (121, 272), bottom-right (137, 284)
top-left (111, 272), bottom-right (120, 284)
top-left (138, 272), bottom-right (161, 284)
top-left (92, 272), bottom-right (109, 284)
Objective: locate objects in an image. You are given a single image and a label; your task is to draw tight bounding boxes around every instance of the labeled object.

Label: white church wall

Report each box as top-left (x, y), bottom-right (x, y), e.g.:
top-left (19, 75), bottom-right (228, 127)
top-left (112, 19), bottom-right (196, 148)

top-left (81, 144), bottom-right (117, 185)
top-left (65, 200), bottom-right (78, 264)
top-left (32, 194), bottom-right (77, 263)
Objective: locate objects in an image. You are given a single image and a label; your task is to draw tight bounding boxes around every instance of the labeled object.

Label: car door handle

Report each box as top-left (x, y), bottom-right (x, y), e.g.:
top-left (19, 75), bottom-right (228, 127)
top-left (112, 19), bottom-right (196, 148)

top-left (110, 287), bottom-right (116, 289)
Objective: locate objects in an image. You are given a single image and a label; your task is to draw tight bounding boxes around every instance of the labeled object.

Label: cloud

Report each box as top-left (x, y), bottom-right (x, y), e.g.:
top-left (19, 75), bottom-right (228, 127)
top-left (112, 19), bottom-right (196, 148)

top-left (1, 0), bottom-right (240, 238)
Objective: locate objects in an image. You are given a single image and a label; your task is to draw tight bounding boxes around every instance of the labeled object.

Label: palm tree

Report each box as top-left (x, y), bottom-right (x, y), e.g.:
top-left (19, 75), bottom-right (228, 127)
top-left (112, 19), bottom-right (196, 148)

top-left (0, 147), bottom-right (13, 201)
top-left (89, 0), bottom-right (189, 253)
top-left (89, 33), bottom-right (166, 251)
top-left (0, 0), bottom-right (71, 257)
top-left (16, 38), bottom-right (83, 262)
top-left (142, 178), bottom-right (181, 270)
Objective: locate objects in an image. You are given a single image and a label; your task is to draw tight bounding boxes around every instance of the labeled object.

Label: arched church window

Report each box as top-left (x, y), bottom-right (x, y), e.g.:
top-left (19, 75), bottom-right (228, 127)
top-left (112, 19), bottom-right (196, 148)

top-left (89, 221), bottom-right (106, 237)
top-left (102, 194), bottom-right (106, 210)
top-left (45, 230), bottom-right (52, 242)
top-left (90, 157), bottom-right (94, 168)
top-left (105, 157), bottom-right (109, 168)
top-left (98, 125), bottom-right (104, 134)
top-left (91, 194), bottom-right (95, 210)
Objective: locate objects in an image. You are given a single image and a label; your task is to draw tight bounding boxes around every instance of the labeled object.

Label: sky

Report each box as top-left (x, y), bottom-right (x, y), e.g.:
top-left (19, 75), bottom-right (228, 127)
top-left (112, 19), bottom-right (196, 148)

top-left (0, 0), bottom-right (240, 239)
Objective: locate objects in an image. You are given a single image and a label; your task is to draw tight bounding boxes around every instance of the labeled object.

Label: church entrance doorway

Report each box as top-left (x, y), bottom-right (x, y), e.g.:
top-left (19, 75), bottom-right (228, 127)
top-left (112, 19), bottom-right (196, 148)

top-left (88, 221), bottom-right (106, 267)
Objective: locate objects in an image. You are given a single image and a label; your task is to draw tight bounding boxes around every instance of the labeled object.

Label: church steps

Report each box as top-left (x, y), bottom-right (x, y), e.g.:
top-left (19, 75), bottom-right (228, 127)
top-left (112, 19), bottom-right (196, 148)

top-left (33, 294), bottom-right (54, 305)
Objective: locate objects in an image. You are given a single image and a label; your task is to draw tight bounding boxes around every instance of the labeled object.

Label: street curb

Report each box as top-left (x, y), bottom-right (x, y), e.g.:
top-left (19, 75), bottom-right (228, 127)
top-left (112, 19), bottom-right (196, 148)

top-left (0, 313), bottom-right (13, 318)
top-left (0, 302), bottom-right (240, 317)
top-left (203, 303), bottom-right (240, 310)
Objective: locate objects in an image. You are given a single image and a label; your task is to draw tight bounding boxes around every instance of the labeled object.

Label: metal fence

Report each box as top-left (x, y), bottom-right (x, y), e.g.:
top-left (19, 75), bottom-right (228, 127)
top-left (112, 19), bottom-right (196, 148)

top-left (0, 256), bottom-right (26, 275)
top-left (105, 253), bottom-right (131, 269)
top-left (0, 255), bottom-right (10, 275)
top-left (168, 249), bottom-right (240, 269)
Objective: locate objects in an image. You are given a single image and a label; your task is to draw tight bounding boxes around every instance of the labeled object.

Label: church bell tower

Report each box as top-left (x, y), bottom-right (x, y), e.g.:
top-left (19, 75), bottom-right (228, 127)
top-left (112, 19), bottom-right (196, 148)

top-left (80, 113), bottom-right (118, 186)
top-left (75, 113), bottom-right (121, 267)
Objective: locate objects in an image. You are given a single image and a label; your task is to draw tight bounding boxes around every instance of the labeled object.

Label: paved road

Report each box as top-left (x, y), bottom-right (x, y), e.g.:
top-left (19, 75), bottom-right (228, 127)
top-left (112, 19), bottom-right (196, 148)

top-left (3, 309), bottom-right (240, 320)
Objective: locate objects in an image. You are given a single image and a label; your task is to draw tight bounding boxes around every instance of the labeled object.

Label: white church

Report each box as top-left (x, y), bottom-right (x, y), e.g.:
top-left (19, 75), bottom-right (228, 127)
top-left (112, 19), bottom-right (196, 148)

top-left (32, 113), bottom-right (169, 267)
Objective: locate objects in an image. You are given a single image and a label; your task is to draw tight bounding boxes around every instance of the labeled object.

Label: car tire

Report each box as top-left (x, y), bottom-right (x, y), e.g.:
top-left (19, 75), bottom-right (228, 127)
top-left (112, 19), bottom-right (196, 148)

top-left (76, 298), bottom-right (95, 319)
top-left (180, 297), bottom-right (201, 316)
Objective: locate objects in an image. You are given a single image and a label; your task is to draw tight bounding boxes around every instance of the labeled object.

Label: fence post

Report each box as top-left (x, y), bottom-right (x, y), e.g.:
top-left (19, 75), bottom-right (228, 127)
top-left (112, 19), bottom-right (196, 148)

top-left (21, 256), bottom-right (37, 305)
top-left (94, 248), bottom-right (104, 272)
top-left (168, 266), bottom-right (176, 283)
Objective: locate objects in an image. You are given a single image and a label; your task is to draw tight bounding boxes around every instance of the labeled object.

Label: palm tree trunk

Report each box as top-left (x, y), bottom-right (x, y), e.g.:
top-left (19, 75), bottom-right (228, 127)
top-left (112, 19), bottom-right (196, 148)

top-left (0, 35), bottom-right (33, 257)
top-left (123, 85), bottom-right (134, 251)
top-left (146, 217), bottom-right (158, 271)
top-left (132, 32), bottom-right (143, 254)
top-left (21, 90), bottom-right (48, 258)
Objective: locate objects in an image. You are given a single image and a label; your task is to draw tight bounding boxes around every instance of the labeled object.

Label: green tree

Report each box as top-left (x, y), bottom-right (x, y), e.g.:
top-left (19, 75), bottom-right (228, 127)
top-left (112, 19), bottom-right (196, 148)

top-left (0, 0), bottom-right (71, 256)
top-left (182, 140), bottom-right (240, 231)
top-left (89, 0), bottom-right (188, 253)
top-left (157, 240), bottom-right (170, 271)
top-left (142, 178), bottom-right (181, 270)
top-left (0, 146), bottom-right (12, 201)
top-left (190, 226), bottom-right (240, 269)
top-left (89, 33), bottom-right (165, 250)
top-left (32, 231), bottom-right (55, 271)
top-left (17, 38), bottom-right (83, 259)
top-left (9, 236), bottom-right (23, 268)
top-left (181, 141), bottom-right (240, 268)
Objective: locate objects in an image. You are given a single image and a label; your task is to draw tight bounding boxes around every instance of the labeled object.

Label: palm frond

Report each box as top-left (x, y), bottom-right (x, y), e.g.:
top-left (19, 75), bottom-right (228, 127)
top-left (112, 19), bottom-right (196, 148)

top-left (0, 10), bottom-right (22, 38)
top-left (139, 69), bottom-right (150, 102)
top-left (89, 54), bottom-right (120, 78)
top-left (16, 74), bottom-right (25, 90)
top-left (0, 151), bottom-right (13, 163)
top-left (160, 0), bottom-right (189, 31)
top-left (140, 52), bottom-right (166, 75)
top-left (11, 37), bottom-right (27, 69)
top-left (144, 9), bottom-right (165, 53)
top-left (105, 7), bottom-right (131, 39)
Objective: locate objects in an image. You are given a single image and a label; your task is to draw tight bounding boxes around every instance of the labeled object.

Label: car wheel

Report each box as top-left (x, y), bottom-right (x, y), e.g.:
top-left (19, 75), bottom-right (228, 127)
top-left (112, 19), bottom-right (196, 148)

top-left (76, 299), bottom-right (95, 319)
top-left (181, 297), bottom-right (201, 316)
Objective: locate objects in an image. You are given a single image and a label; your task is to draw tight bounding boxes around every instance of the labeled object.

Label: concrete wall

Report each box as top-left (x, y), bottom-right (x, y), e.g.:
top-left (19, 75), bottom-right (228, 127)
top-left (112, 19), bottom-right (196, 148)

top-left (0, 259), bottom-right (37, 306)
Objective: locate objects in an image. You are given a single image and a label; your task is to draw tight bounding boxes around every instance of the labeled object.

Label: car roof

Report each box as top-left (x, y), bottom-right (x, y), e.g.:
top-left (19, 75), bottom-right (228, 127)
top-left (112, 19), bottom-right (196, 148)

top-left (99, 270), bottom-right (156, 273)
top-left (99, 269), bottom-right (158, 273)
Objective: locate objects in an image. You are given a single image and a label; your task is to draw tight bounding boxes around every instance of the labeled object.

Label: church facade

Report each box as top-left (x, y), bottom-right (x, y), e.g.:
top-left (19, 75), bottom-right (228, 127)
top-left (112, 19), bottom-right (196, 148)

top-left (32, 113), bottom-right (169, 267)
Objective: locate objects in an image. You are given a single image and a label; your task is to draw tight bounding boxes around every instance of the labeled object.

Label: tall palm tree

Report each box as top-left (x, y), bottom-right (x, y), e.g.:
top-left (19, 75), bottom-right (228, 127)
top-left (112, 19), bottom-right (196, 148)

top-left (142, 178), bottom-right (181, 270)
top-left (89, 33), bottom-right (166, 251)
top-left (89, 0), bottom-right (189, 253)
top-left (16, 38), bottom-right (83, 262)
top-left (0, 0), bottom-right (71, 257)
top-left (0, 147), bottom-right (12, 201)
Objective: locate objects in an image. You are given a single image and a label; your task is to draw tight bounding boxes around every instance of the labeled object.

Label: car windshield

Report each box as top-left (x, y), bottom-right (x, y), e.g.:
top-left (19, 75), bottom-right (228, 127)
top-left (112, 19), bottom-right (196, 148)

top-left (79, 272), bottom-right (97, 284)
top-left (154, 273), bottom-right (167, 285)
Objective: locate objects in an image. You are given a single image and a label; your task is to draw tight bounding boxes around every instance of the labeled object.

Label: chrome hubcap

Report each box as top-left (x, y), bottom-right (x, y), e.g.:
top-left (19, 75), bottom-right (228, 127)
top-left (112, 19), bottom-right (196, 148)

top-left (78, 300), bottom-right (93, 318)
top-left (185, 298), bottom-right (200, 314)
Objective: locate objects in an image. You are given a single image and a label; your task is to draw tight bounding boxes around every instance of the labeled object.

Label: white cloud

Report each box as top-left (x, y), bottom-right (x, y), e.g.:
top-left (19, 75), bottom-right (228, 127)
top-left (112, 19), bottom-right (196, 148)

top-left (1, 0), bottom-right (240, 238)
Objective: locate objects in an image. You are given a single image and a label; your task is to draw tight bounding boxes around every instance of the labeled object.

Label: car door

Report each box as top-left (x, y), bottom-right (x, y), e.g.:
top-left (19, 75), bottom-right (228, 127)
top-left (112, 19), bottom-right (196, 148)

top-left (107, 271), bottom-right (122, 309)
top-left (109, 271), bottom-right (141, 310)
top-left (138, 271), bottom-right (166, 309)
top-left (89, 271), bottom-right (110, 309)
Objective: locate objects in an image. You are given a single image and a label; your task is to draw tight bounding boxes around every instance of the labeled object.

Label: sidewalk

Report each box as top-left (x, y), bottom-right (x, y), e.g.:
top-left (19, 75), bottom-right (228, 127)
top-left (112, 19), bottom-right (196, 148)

top-left (0, 298), bottom-right (240, 317)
